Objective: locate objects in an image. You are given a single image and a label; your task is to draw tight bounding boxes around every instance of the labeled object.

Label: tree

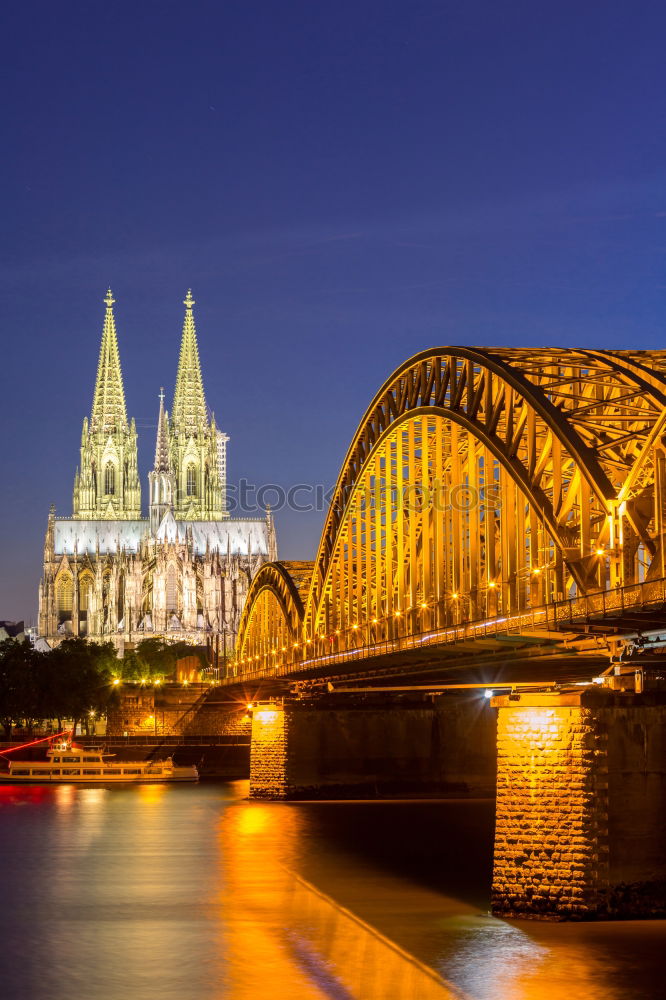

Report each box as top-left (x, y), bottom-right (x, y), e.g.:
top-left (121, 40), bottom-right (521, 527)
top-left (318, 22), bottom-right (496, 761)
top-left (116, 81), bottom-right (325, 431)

top-left (135, 638), bottom-right (206, 680)
top-left (46, 638), bottom-right (117, 734)
top-left (0, 639), bottom-right (34, 738)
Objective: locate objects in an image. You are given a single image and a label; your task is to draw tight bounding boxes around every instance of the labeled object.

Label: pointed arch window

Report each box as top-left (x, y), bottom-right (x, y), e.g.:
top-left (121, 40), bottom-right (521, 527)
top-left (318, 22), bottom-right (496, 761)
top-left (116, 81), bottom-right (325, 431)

top-left (79, 576), bottom-right (93, 612)
top-left (186, 464), bottom-right (197, 497)
top-left (56, 576), bottom-right (73, 620)
top-left (166, 567), bottom-right (178, 612)
top-left (104, 463), bottom-right (116, 495)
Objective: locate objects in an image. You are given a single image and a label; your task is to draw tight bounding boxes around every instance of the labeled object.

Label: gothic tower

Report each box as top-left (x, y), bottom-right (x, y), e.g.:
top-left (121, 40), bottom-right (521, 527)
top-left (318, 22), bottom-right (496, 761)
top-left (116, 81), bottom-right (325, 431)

top-left (149, 389), bottom-right (176, 532)
top-left (169, 290), bottom-right (228, 520)
top-left (73, 290), bottom-right (141, 519)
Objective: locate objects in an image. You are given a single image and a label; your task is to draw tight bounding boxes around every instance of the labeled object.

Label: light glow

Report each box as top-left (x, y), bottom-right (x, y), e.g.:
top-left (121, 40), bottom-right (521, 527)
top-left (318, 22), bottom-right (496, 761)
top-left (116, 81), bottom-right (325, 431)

top-left (255, 709), bottom-right (280, 723)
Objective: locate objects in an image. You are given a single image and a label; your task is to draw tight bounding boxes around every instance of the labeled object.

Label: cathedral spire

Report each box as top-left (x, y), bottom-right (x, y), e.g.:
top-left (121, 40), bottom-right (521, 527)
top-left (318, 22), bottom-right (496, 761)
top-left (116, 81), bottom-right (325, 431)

top-left (90, 289), bottom-right (128, 433)
top-left (149, 389), bottom-right (175, 533)
top-left (153, 387), bottom-right (170, 472)
top-left (171, 290), bottom-right (207, 432)
top-left (168, 291), bottom-right (227, 521)
top-left (73, 291), bottom-right (141, 519)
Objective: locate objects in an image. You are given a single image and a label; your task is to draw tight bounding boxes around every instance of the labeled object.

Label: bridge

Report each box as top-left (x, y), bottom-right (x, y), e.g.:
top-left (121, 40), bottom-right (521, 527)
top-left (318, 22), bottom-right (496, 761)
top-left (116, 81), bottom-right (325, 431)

top-left (224, 347), bottom-right (666, 921)
top-left (235, 347), bottom-right (666, 688)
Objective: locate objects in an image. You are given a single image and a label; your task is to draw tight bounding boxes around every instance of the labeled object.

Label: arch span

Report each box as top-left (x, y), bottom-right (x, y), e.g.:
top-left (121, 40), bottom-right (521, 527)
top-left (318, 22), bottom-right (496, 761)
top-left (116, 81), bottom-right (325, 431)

top-left (236, 561), bottom-right (311, 669)
top-left (238, 347), bottom-right (666, 671)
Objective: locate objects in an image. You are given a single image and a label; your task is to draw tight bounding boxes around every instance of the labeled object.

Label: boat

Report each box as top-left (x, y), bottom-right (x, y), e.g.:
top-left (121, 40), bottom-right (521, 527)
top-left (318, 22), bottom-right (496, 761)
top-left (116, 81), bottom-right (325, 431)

top-left (0, 739), bottom-right (198, 783)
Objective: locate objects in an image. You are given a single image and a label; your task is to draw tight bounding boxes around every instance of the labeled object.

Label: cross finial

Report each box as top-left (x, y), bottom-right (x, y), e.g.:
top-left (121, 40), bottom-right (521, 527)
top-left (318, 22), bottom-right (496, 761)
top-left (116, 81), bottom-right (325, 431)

top-left (159, 386), bottom-right (165, 403)
top-left (184, 289), bottom-right (195, 309)
top-left (104, 288), bottom-right (115, 308)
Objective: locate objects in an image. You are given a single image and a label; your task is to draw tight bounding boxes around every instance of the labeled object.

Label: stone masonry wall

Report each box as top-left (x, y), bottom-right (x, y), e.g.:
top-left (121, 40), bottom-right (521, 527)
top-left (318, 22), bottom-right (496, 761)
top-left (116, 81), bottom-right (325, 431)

top-left (492, 700), bottom-right (609, 920)
top-left (107, 686), bottom-right (251, 740)
top-left (605, 704), bottom-right (666, 914)
top-left (249, 706), bottom-right (288, 798)
top-left (492, 693), bottom-right (666, 920)
top-left (248, 696), bottom-right (496, 800)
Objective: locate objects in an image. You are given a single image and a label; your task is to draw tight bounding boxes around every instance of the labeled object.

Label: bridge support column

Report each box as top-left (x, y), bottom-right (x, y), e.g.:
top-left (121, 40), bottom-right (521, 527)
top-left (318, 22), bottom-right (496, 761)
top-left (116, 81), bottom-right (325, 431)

top-left (491, 689), bottom-right (666, 920)
top-left (249, 695), bottom-right (496, 800)
top-left (249, 703), bottom-right (290, 799)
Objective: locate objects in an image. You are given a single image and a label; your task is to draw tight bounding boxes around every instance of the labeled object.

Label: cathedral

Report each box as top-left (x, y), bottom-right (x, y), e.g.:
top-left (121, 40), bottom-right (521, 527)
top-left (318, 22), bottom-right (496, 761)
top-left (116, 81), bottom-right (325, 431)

top-left (38, 290), bottom-right (276, 651)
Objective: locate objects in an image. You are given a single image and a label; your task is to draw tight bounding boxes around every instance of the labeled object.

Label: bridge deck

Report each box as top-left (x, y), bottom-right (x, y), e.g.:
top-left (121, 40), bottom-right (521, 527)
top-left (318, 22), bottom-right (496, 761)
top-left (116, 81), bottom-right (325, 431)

top-left (222, 576), bottom-right (666, 695)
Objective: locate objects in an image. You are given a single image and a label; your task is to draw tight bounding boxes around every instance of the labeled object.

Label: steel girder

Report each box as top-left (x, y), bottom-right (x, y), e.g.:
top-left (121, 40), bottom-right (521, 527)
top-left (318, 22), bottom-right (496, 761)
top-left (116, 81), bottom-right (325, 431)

top-left (237, 561), bottom-right (311, 665)
top-left (238, 348), bottom-right (666, 669)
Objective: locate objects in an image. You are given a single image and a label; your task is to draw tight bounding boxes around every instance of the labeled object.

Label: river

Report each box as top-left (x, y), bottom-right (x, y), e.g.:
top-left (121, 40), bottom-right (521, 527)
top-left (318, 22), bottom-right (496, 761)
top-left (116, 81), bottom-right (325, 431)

top-left (0, 782), bottom-right (663, 999)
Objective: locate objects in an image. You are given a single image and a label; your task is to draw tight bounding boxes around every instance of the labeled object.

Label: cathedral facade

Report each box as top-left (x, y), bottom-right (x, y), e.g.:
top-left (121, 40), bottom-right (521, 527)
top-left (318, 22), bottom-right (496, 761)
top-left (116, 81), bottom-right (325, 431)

top-left (38, 290), bottom-right (276, 651)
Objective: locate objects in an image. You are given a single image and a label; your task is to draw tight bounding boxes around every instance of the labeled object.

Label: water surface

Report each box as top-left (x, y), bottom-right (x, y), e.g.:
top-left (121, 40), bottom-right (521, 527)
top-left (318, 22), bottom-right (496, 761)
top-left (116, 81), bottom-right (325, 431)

top-left (0, 782), bottom-right (663, 999)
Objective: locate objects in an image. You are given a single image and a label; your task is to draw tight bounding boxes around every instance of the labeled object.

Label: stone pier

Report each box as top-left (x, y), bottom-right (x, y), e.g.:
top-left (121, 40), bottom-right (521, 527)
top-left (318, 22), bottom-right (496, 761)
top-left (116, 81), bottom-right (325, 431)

top-left (491, 688), bottom-right (666, 920)
top-left (249, 694), bottom-right (496, 799)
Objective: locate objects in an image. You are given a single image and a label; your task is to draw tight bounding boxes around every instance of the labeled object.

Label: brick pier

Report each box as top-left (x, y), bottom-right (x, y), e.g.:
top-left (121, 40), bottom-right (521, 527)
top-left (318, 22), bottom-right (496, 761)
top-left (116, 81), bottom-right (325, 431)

top-left (491, 689), bottom-right (666, 920)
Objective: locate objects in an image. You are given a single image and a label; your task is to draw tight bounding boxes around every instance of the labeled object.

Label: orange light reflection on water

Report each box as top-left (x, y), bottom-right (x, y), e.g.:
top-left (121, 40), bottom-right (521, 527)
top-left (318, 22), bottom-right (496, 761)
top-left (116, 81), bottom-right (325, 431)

top-left (0, 784), bottom-right (663, 1000)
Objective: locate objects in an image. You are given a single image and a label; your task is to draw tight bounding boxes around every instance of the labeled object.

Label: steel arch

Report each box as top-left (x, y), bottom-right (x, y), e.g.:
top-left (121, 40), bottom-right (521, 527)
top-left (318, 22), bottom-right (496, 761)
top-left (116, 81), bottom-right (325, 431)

top-left (236, 561), bottom-right (310, 666)
top-left (237, 347), bottom-right (666, 671)
top-left (304, 347), bottom-right (666, 635)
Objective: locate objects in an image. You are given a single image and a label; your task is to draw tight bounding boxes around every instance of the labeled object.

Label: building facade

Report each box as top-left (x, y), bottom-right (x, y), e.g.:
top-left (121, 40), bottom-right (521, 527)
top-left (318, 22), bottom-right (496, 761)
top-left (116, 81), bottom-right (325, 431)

top-left (38, 290), bottom-right (276, 651)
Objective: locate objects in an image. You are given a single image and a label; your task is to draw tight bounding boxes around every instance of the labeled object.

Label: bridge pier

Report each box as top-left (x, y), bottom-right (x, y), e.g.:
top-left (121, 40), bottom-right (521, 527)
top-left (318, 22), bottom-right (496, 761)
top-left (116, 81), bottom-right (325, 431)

top-left (249, 694), bottom-right (496, 800)
top-left (491, 688), bottom-right (666, 920)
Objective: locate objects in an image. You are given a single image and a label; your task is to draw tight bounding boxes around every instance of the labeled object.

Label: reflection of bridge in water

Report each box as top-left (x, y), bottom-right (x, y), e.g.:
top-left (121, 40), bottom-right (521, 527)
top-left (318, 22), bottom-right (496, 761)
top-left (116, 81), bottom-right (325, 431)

top-left (235, 348), bottom-right (666, 687)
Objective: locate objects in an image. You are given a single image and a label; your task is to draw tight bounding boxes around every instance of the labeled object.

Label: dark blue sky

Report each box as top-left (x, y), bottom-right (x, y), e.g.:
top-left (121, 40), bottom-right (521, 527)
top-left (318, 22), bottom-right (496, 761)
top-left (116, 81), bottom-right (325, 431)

top-left (1, 0), bottom-right (665, 622)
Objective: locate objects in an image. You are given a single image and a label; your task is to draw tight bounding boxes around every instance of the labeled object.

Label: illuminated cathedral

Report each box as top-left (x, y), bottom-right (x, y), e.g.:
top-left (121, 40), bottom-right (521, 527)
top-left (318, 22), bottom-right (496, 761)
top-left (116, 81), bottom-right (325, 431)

top-left (38, 290), bottom-right (276, 650)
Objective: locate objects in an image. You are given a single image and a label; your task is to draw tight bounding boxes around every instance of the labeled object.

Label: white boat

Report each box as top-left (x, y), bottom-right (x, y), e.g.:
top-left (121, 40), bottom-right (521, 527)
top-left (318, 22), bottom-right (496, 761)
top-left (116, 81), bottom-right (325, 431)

top-left (1, 740), bottom-right (198, 783)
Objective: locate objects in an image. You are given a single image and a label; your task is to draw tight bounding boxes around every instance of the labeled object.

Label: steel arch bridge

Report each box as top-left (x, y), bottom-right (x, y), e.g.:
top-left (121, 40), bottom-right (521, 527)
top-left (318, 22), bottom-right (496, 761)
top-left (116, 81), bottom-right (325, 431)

top-left (236, 347), bottom-right (666, 679)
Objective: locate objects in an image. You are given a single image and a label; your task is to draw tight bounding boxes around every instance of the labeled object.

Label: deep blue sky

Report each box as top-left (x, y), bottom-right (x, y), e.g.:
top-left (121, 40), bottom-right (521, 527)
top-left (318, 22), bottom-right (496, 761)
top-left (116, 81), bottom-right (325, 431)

top-left (1, 0), bottom-right (665, 622)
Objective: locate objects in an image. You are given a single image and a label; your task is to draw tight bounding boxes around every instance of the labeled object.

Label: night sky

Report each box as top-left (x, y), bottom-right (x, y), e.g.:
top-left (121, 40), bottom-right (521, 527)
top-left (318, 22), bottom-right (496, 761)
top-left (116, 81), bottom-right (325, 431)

top-left (2, 0), bottom-right (665, 623)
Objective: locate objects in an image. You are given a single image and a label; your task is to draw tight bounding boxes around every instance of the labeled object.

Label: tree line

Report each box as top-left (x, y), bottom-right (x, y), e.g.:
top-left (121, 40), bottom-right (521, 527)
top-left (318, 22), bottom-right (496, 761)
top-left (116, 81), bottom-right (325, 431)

top-left (0, 637), bottom-right (206, 738)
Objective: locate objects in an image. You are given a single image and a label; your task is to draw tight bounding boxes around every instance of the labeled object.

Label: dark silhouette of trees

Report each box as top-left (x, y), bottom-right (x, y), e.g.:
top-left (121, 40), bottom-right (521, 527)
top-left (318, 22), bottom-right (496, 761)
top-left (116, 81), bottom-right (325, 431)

top-left (0, 639), bottom-right (34, 738)
top-left (0, 637), bottom-right (117, 737)
top-left (0, 637), bottom-right (209, 738)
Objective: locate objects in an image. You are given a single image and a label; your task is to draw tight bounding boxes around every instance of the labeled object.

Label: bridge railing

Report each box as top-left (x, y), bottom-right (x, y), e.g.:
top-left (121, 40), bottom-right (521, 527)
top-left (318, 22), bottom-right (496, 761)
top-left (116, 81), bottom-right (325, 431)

top-left (232, 575), bottom-right (666, 684)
